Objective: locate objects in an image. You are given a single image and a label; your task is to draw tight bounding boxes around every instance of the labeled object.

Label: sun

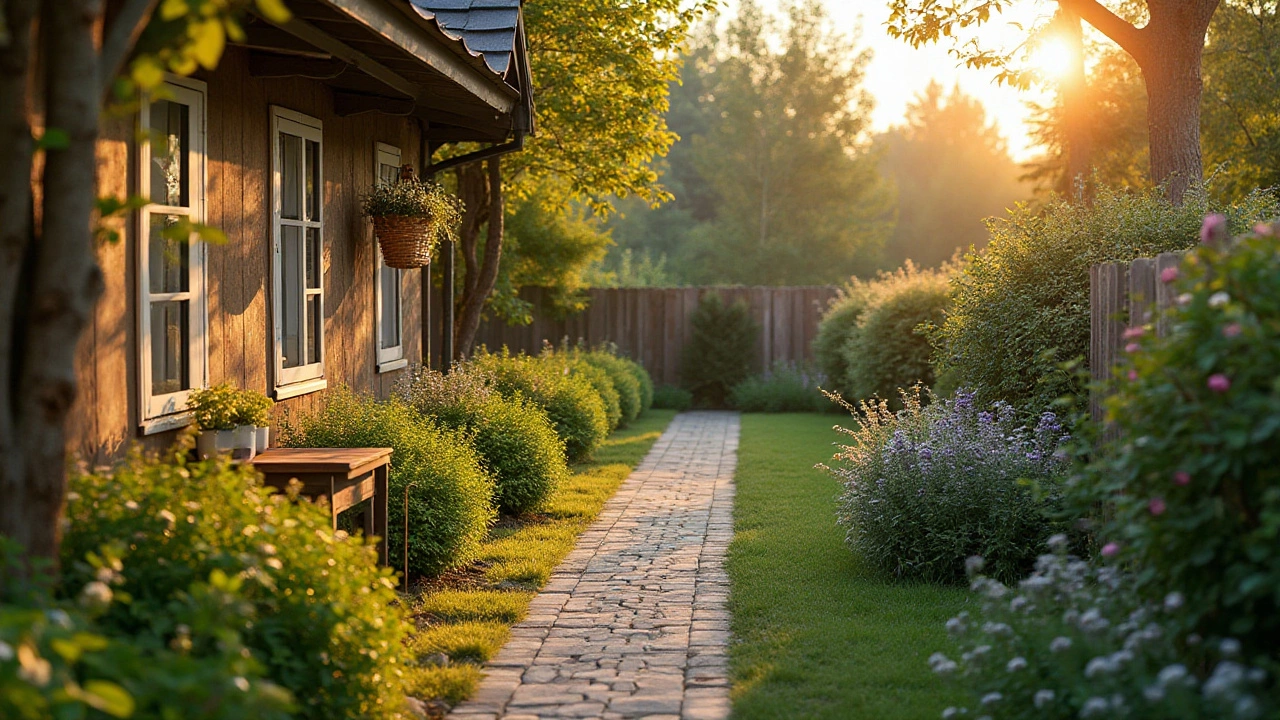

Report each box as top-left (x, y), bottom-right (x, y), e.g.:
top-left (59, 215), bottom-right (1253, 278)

top-left (1030, 37), bottom-right (1076, 81)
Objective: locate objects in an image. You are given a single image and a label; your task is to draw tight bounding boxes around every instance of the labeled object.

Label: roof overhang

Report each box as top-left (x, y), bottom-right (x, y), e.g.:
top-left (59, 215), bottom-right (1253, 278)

top-left (239, 0), bottom-right (532, 144)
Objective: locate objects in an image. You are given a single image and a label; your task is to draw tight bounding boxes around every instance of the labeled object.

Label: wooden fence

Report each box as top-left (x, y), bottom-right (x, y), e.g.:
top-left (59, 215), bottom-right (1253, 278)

top-left (454, 286), bottom-right (839, 386)
top-left (1089, 252), bottom-right (1184, 423)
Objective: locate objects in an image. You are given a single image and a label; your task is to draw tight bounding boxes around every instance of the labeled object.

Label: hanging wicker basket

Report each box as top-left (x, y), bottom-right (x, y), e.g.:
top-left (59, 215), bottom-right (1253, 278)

top-left (371, 215), bottom-right (434, 269)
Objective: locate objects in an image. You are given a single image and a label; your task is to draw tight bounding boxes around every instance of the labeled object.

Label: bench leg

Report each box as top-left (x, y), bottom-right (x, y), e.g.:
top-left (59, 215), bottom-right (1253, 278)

top-left (373, 465), bottom-right (389, 565)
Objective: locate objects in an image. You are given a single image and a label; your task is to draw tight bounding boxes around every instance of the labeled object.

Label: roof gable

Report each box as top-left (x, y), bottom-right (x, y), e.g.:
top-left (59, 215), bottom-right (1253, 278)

top-left (409, 0), bottom-right (521, 75)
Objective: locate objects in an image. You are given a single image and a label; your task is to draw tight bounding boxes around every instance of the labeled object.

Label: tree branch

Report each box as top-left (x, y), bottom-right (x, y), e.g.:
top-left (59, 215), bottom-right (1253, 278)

top-left (98, 0), bottom-right (157, 99)
top-left (1059, 0), bottom-right (1147, 61)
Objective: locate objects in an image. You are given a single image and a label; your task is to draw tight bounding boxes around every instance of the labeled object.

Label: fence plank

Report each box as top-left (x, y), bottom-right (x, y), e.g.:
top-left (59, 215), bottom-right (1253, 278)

top-left (1090, 262), bottom-right (1127, 429)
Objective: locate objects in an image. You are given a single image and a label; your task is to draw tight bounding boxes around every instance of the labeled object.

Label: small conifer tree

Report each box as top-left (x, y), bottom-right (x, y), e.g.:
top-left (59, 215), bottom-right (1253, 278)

top-left (680, 294), bottom-right (759, 407)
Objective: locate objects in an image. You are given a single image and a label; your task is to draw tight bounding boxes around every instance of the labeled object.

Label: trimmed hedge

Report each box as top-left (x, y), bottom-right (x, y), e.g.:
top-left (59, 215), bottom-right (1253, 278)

top-left (60, 443), bottom-right (410, 719)
top-left (653, 385), bottom-right (693, 411)
top-left (467, 350), bottom-right (610, 463)
top-left (398, 368), bottom-right (567, 515)
top-left (277, 388), bottom-right (496, 576)
top-left (580, 350), bottom-right (643, 426)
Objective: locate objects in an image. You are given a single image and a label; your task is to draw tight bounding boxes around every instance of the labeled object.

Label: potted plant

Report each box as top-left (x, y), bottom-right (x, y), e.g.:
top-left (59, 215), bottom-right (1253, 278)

top-left (188, 384), bottom-right (241, 459)
top-left (233, 388), bottom-right (274, 453)
top-left (360, 169), bottom-right (462, 269)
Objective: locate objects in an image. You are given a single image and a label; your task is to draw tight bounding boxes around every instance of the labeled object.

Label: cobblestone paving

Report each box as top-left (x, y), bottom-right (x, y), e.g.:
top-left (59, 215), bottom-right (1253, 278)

top-left (448, 411), bottom-right (740, 720)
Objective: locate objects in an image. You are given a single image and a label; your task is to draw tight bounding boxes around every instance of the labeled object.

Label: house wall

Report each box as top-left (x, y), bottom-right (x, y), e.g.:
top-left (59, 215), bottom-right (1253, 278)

top-left (70, 47), bottom-right (428, 463)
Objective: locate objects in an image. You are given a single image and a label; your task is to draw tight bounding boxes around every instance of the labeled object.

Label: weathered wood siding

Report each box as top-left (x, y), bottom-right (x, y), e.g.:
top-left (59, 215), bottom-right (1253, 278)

top-left (70, 47), bottom-right (426, 463)
top-left (1089, 252), bottom-right (1185, 430)
top-left (453, 286), bottom-right (839, 386)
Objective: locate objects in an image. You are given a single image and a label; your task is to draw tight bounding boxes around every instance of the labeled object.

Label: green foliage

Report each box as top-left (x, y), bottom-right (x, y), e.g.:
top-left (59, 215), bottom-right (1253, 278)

top-left (1074, 226), bottom-right (1280, 659)
top-left (278, 388), bottom-right (496, 576)
top-left (877, 81), bottom-right (1027, 267)
top-left (466, 350), bottom-right (610, 463)
top-left (59, 444), bottom-right (408, 719)
top-left (845, 267), bottom-right (951, 405)
top-left (578, 350), bottom-right (644, 426)
top-left (397, 368), bottom-right (567, 515)
top-left (829, 388), bottom-right (1071, 584)
top-left (680, 294), bottom-right (759, 408)
top-left (729, 362), bottom-right (830, 413)
top-left (652, 385), bottom-right (693, 412)
top-left (936, 185), bottom-right (1278, 414)
top-left (583, 248), bottom-right (676, 288)
top-left (630, 355), bottom-right (654, 413)
top-left (813, 284), bottom-right (875, 403)
top-left (565, 359), bottom-right (623, 432)
top-left (186, 383), bottom-right (273, 429)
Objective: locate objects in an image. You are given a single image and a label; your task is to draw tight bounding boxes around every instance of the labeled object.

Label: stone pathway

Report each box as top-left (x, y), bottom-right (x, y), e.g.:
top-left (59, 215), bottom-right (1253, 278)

top-left (449, 411), bottom-right (740, 720)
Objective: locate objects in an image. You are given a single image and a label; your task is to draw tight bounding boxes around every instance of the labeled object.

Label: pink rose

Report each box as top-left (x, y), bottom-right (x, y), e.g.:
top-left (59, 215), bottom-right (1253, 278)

top-left (1160, 267), bottom-right (1179, 284)
top-left (1125, 342), bottom-right (1141, 354)
top-left (1223, 323), bottom-right (1242, 338)
top-left (1122, 326), bottom-right (1146, 340)
top-left (1101, 542), bottom-right (1120, 557)
top-left (1207, 374), bottom-right (1231, 393)
top-left (1200, 214), bottom-right (1228, 245)
top-left (1173, 471), bottom-right (1191, 486)
top-left (1149, 497), bottom-right (1167, 516)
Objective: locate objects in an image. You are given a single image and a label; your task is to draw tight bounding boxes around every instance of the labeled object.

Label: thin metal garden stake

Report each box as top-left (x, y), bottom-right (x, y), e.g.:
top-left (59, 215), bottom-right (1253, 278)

top-left (403, 480), bottom-right (417, 594)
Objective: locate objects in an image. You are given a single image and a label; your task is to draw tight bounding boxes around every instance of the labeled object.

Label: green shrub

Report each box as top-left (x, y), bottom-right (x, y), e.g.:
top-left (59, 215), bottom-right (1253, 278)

top-left (936, 184), bottom-right (1277, 413)
top-left (567, 358), bottom-right (623, 432)
top-left (680, 293), bottom-right (759, 407)
top-left (813, 283), bottom-right (875, 402)
top-left (652, 385), bottom-right (693, 411)
top-left (277, 388), bottom-right (496, 576)
top-left (845, 271), bottom-right (951, 404)
top-left (1074, 223), bottom-right (1280, 661)
top-left (626, 355), bottom-right (654, 412)
top-left (729, 362), bottom-right (829, 413)
top-left (398, 368), bottom-right (567, 515)
top-left (59, 444), bottom-right (409, 719)
top-left (829, 388), bottom-right (1071, 584)
top-left (580, 350), bottom-right (643, 425)
top-left (467, 350), bottom-right (609, 463)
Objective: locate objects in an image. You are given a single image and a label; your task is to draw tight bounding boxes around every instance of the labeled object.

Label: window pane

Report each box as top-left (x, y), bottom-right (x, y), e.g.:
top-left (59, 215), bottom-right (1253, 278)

top-left (379, 160), bottom-right (398, 186)
top-left (150, 300), bottom-right (189, 395)
top-left (306, 295), bottom-right (322, 365)
top-left (380, 265), bottom-right (400, 350)
top-left (280, 133), bottom-right (301, 220)
top-left (149, 100), bottom-right (189, 207)
top-left (306, 139), bottom-right (321, 222)
top-left (305, 228), bottom-right (321, 290)
top-left (282, 225), bottom-right (302, 368)
top-left (148, 214), bottom-right (189, 294)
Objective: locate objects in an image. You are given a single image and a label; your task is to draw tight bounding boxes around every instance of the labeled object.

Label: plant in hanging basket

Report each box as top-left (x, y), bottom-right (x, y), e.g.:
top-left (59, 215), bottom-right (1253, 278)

top-left (361, 176), bottom-right (463, 269)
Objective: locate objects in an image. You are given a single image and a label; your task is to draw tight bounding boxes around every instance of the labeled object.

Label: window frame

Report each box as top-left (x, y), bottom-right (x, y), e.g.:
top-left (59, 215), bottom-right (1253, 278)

top-left (136, 76), bottom-right (209, 433)
top-left (270, 106), bottom-right (326, 399)
top-left (373, 142), bottom-right (407, 373)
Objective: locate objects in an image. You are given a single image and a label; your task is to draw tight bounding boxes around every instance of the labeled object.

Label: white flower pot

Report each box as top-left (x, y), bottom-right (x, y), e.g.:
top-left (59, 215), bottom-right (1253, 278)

top-left (233, 425), bottom-right (257, 461)
top-left (197, 429), bottom-right (239, 460)
top-left (255, 426), bottom-right (270, 453)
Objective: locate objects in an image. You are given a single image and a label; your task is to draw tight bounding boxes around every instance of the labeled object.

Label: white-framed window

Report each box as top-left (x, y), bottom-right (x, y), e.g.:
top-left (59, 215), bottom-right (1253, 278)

top-left (137, 77), bottom-right (209, 432)
top-left (374, 142), bottom-right (406, 372)
top-left (270, 107), bottom-right (325, 399)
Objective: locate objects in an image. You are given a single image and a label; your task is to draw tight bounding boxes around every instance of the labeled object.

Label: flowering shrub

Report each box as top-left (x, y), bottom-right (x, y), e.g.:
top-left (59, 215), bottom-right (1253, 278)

top-left (729, 361), bottom-right (830, 413)
top-left (828, 388), bottom-right (1070, 584)
top-left (1073, 220), bottom-right (1280, 660)
top-left (931, 539), bottom-right (1274, 719)
top-left (59, 443), bottom-right (409, 719)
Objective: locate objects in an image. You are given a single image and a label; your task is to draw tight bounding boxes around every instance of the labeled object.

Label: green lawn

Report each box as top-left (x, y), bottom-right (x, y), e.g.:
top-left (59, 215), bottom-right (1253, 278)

top-left (728, 413), bottom-right (968, 720)
top-left (405, 409), bottom-right (678, 707)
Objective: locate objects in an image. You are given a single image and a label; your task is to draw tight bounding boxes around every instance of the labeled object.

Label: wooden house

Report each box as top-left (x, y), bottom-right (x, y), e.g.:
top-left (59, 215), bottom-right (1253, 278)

top-left (71, 0), bottom-right (532, 462)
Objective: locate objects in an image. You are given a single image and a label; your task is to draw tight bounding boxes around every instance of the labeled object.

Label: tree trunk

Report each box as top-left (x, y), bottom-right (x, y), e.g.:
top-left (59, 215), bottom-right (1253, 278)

top-left (454, 158), bottom-right (504, 358)
top-left (0, 0), bottom-right (105, 571)
top-left (1057, 9), bottom-right (1094, 201)
top-left (1139, 40), bottom-right (1205, 204)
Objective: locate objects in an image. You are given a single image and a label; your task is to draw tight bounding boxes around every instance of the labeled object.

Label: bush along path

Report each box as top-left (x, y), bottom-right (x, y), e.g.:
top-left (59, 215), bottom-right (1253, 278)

top-left (448, 412), bottom-right (739, 720)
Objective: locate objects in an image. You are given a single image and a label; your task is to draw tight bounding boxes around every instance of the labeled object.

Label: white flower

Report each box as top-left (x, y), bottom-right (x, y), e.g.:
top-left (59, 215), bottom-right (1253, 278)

top-left (158, 509), bottom-right (177, 525)
top-left (929, 652), bottom-right (958, 676)
top-left (124, 500), bottom-right (139, 511)
top-left (1080, 697), bottom-right (1110, 718)
top-left (980, 692), bottom-right (1002, 706)
top-left (45, 609), bottom-right (72, 629)
top-left (1205, 662), bottom-right (1246, 699)
top-left (1177, 292), bottom-right (1194, 306)
top-left (1163, 592), bottom-right (1185, 612)
top-left (1006, 656), bottom-right (1027, 673)
top-left (981, 622), bottom-right (1012, 636)
top-left (78, 580), bottom-right (113, 610)
top-left (965, 556), bottom-right (985, 575)
top-left (1235, 696), bottom-right (1263, 720)
top-left (1157, 664), bottom-right (1189, 686)
top-left (0, 640), bottom-right (12, 661)
top-left (941, 708), bottom-right (961, 720)
top-left (1143, 684), bottom-right (1166, 702)
top-left (233, 676), bottom-right (251, 692)
top-left (1209, 291), bottom-right (1231, 308)
top-left (1049, 636), bottom-right (1073, 654)
top-left (16, 654), bottom-right (51, 687)
top-left (1085, 656), bottom-right (1116, 678)
top-left (1046, 533), bottom-right (1068, 550)
top-left (946, 616), bottom-right (967, 636)
top-left (1009, 596), bottom-right (1028, 613)
top-left (1220, 638), bottom-right (1242, 658)
top-left (1033, 689), bottom-right (1055, 708)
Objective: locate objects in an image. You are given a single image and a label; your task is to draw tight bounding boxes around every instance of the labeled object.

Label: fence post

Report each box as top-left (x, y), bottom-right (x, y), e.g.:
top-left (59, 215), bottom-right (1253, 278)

top-left (1090, 262), bottom-right (1128, 429)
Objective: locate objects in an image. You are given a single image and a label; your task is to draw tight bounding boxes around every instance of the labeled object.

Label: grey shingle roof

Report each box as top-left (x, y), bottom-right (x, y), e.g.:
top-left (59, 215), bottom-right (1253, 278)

top-left (409, 0), bottom-right (521, 75)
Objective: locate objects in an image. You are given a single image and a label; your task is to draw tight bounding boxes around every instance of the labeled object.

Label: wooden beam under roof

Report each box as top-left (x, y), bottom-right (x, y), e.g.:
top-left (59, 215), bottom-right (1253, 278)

top-left (318, 0), bottom-right (517, 114)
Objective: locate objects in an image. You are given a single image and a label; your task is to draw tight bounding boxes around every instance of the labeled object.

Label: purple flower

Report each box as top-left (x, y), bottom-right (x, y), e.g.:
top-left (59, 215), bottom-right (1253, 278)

top-left (1207, 374), bottom-right (1231, 393)
top-left (1122, 326), bottom-right (1145, 340)
top-left (1149, 497), bottom-right (1167, 516)
top-left (1173, 471), bottom-right (1191, 486)
top-left (1127, 370), bottom-right (1139, 381)
top-left (1101, 542), bottom-right (1120, 557)
top-left (1160, 267), bottom-right (1179, 284)
top-left (1200, 214), bottom-right (1228, 245)
top-left (1125, 342), bottom-right (1141, 354)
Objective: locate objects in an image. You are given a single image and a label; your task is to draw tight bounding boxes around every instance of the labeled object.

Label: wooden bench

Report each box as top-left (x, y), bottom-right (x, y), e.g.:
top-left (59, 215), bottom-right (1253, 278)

top-left (251, 447), bottom-right (392, 565)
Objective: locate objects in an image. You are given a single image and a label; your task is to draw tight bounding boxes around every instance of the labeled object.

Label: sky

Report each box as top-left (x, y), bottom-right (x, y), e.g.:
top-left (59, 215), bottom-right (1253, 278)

top-left (748, 0), bottom-right (1057, 161)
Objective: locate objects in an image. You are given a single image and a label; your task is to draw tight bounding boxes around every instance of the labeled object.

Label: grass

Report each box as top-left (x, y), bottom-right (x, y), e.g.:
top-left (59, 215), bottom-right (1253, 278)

top-left (403, 409), bottom-right (678, 709)
top-left (728, 413), bottom-right (969, 720)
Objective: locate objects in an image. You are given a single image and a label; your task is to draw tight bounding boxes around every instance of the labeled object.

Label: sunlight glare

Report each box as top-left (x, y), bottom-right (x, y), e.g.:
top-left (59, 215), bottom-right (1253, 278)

top-left (1031, 37), bottom-right (1075, 81)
